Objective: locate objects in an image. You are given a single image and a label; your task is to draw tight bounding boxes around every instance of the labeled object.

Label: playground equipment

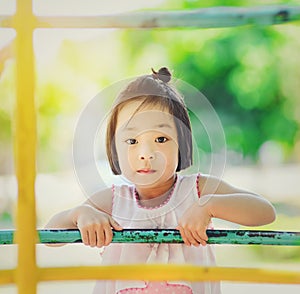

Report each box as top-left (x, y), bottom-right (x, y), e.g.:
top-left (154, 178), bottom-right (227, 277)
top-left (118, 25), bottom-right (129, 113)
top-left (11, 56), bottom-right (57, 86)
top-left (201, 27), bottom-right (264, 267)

top-left (1, 229), bottom-right (300, 246)
top-left (0, 1), bottom-right (300, 293)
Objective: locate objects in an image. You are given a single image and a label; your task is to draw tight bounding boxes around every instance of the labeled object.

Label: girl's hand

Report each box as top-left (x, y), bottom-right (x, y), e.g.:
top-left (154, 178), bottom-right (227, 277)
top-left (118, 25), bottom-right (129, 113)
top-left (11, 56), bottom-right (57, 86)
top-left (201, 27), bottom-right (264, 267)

top-left (73, 205), bottom-right (123, 248)
top-left (176, 196), bottom-right (213, 247)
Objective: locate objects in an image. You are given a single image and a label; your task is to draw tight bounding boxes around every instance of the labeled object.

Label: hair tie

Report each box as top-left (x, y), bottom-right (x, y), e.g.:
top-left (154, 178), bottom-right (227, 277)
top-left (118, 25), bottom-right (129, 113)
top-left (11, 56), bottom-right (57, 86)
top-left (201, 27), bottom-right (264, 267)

top-left (151, 67), bottom-right (171, 83)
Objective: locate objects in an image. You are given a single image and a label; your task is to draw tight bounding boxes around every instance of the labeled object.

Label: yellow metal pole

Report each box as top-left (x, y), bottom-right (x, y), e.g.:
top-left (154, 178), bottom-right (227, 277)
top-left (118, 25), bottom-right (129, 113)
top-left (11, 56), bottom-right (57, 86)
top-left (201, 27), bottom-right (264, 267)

top-left (0, 269), bottom-right (15, 285)
top-left (1, 264), bottom-right (300, 286)
top-left (38, 265), bottom-right (300, 285)
top-left (13, 0), bottom-right (37, 293)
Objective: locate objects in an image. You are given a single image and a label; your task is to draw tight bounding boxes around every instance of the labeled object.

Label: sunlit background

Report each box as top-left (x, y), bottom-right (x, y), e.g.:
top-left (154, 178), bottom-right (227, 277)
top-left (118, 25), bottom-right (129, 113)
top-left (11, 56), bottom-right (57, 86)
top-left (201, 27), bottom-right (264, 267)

top-left (0, 0), bottom-right (300, 293)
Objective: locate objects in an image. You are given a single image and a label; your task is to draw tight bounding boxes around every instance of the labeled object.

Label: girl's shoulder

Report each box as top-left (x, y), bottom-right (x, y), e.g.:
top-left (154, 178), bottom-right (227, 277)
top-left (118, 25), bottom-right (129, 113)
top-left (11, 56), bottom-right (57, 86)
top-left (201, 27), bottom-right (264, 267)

top-left (84, 187), bottom-right (114, 214)
top-left (198, 173), bottom-right (257, 196)
top-left (85, 184), bottom-right (135, 214)
top-left (197, 173), bottom-right (218, 196)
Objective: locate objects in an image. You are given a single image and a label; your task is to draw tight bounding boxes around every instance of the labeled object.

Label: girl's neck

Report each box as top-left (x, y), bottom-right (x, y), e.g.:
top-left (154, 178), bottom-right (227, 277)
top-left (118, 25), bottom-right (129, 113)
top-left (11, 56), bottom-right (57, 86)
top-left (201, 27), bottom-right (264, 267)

top-left (135, 175), bottom-right (177, 200)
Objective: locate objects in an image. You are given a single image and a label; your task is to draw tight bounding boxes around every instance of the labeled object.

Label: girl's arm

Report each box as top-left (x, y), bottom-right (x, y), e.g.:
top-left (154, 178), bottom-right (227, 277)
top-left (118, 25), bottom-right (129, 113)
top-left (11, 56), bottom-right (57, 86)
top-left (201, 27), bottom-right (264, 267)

top-left (199, 174), bottom-right (276, 225)
top-left (45, 188), bottom-right (122, 247)
top-left (177, 174), bottom-right (276, 247)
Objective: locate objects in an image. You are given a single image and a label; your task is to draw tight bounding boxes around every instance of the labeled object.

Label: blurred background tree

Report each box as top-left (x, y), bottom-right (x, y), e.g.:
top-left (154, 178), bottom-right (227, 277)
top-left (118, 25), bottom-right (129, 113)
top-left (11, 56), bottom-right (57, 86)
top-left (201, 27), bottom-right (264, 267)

top-left (0, 0), bottom-right (299, 174)
top-left (119, 0), bottom-right (300, 164)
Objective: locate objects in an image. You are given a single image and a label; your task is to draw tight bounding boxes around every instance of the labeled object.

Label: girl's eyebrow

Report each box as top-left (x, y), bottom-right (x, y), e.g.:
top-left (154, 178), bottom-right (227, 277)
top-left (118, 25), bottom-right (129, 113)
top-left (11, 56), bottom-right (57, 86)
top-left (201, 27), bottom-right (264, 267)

top-left (123, 123), bottom-right (172, 131)
top-left (156, 123), bottom-right (172, 128)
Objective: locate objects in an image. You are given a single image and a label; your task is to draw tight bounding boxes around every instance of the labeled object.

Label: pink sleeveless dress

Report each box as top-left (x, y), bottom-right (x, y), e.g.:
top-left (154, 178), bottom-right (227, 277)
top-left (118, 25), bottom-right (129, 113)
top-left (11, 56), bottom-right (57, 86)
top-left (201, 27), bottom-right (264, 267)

top-left (93, 173), bottom-right (221, 294)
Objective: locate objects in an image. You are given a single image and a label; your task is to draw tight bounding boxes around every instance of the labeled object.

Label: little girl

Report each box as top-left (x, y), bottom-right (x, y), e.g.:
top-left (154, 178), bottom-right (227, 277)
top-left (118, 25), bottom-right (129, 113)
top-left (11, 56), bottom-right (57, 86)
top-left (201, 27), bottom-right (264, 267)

top-left (46, 67), bottom-right (276, 294)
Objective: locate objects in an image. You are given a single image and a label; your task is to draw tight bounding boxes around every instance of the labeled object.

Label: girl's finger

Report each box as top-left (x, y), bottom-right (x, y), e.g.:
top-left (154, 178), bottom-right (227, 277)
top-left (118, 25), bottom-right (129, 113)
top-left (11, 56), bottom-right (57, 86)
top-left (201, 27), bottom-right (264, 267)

top-left (110, 217), bottom-right (123, 231)
top-left (96, 227), bottom-right (105, 248)
top-left (200, 231), bottom-right (208, 244)
top-left (191, 230), bottom-right (207, 246)
top-left (88, 229), bottom-right (97, 247)
top-left (176, 226), bottom-right (190, 246)
top-left (191, 230), bottom-right (202, 246)
top-left (80, 229), bottom-right (89, 246)
top-left (184, 229), bottom-right (200, 247)
top-left (103, 226), bottom-right (113, 246)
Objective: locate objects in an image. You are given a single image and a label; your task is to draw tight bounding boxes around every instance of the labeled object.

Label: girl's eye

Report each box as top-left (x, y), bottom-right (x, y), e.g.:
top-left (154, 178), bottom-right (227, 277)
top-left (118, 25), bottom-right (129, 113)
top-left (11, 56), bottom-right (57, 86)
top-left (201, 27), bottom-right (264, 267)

top-left (155, 137), bottom-right (168, 143)
top-left (125, 138), bottom-right (138, 145)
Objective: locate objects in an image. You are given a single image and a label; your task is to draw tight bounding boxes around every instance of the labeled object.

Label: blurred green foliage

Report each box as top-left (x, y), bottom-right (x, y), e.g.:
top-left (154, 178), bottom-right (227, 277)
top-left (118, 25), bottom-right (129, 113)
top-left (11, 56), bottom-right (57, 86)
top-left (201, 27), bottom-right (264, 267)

top-left (0, 0), bottom-right (299, 173)
top-left (120, 0), bottom-right (300, 161)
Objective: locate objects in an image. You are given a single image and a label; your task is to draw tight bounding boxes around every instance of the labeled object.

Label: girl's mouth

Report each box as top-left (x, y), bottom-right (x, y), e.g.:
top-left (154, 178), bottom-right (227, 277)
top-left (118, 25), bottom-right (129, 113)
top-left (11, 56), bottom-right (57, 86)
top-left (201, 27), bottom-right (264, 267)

top-left (137, 169), bottom-right (156, 174)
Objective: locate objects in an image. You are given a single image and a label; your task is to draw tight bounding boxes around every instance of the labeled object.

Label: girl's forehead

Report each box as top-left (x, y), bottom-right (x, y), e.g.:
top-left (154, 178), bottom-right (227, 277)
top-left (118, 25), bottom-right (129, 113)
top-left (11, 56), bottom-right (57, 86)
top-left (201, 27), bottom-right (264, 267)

top-left (116, 100), bottom-right (176, 133)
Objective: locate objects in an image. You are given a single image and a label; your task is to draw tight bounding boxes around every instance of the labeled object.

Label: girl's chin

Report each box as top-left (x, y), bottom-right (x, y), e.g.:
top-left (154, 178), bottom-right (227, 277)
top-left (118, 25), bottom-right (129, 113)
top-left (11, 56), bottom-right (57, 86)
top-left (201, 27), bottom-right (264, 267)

top-left (124, 173), bottom-right (164, 187)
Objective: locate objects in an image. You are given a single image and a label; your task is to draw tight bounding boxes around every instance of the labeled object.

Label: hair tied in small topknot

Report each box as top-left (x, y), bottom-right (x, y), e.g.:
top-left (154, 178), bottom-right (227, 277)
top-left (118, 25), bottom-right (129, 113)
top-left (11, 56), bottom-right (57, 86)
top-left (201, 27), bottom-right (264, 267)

top-left (151, 67), bottom-right (171, 83)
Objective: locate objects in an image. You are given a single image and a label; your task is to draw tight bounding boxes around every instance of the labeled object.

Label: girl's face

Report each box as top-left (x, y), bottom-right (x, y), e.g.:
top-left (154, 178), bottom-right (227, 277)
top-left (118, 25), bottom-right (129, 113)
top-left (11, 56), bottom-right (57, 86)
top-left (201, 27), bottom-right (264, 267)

top-left (115, 100), bottom-right (179, 189)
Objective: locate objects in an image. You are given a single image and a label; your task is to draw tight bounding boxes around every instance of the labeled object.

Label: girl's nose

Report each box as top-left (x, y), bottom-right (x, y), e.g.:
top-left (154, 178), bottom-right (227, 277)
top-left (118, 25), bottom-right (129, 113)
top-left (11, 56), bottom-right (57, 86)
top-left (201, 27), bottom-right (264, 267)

top-left (139, 153), bottom-right (155, 160)
top-left (138, 145), bottom-right (155, 160)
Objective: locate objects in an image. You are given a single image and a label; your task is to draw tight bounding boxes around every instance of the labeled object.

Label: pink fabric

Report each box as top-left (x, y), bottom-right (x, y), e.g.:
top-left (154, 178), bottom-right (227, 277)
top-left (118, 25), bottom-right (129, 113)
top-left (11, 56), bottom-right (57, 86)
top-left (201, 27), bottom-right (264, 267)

top-left (118, 281), bottom-right (193, 294)
top-left (94, 174), bottom-right (221, 294)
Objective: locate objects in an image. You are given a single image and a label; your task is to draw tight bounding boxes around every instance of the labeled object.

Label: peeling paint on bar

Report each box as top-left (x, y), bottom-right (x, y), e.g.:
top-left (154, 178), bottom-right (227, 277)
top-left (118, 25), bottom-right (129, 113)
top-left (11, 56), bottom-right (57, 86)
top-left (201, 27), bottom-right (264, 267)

top-left (1, 229), bottom-right (300, 246)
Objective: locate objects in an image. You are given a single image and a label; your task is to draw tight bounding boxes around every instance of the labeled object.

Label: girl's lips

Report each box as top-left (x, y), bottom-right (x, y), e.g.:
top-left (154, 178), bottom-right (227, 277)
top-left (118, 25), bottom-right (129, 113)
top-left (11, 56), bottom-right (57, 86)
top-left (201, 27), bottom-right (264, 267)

top-left (137, 169), bottom-right (156, 174)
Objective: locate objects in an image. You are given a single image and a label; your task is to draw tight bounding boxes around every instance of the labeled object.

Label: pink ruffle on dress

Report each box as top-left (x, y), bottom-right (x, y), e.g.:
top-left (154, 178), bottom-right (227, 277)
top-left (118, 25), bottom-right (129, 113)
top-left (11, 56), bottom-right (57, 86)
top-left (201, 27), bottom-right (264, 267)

top-left (118, 281), bottom-right (193, 293)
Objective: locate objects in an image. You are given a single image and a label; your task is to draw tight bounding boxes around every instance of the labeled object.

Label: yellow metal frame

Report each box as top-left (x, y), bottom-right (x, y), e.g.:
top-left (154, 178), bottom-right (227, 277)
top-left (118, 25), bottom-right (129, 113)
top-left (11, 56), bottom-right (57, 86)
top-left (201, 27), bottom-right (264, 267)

top-left (0, 1), bottom-right (299, 293)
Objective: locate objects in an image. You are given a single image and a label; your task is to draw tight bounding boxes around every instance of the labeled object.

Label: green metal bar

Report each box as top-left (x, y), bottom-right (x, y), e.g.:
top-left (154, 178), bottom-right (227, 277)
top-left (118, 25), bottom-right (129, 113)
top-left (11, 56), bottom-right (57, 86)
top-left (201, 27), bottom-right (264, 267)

top-left (1, 229), bottom-right (300, 246)
top-left (36, 6), bottom-right (300, 29)
top-left (1, 5), bottom-right (300, 29)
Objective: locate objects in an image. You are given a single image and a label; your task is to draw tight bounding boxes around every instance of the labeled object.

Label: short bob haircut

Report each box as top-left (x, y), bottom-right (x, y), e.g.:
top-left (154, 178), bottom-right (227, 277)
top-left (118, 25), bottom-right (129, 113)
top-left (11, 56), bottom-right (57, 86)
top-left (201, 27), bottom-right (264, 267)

top-left (106, 67), bottom-right (193, 175)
